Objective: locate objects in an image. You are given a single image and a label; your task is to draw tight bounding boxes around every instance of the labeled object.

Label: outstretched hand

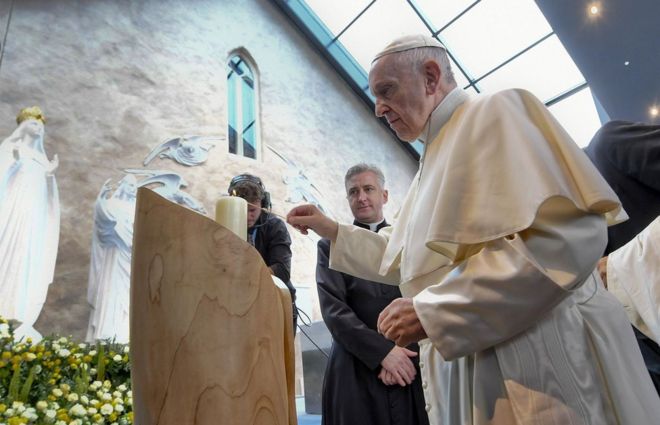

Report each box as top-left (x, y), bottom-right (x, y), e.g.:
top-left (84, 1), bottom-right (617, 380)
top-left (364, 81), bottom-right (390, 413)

top-left (286, 204), bottom-right (339, 241)
top-left (377, 298), bottom-right (428, 347)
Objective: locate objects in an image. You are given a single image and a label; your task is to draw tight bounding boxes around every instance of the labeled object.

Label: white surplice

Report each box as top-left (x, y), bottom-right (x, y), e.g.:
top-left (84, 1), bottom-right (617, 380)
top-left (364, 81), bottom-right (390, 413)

top-left (329, 88), bottom-right (660, 424)
top-left (608, 216), bottom-right (660, 343)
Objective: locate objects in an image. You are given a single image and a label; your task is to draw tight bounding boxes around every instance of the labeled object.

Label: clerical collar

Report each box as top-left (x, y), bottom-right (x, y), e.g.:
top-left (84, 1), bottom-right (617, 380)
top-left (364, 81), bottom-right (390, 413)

top-left (419, 87), bottom-right (470, 144)
top-left (354, 219), bottom-right (386, 232)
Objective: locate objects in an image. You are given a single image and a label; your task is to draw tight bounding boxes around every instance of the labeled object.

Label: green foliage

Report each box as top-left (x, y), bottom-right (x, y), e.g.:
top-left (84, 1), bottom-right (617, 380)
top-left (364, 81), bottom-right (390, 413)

top-left (0, 316), bottom-right (133, 424)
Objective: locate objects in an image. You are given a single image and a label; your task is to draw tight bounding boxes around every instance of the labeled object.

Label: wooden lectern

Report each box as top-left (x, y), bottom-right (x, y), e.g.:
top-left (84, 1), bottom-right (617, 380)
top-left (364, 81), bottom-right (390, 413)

top-left (130, 188), bottom-right (297, 425)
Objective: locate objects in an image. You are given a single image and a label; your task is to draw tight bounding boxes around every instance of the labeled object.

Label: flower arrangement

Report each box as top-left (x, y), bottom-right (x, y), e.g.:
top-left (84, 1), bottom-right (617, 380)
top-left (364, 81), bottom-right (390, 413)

top-left (0, 317), bottom-right (133, 425)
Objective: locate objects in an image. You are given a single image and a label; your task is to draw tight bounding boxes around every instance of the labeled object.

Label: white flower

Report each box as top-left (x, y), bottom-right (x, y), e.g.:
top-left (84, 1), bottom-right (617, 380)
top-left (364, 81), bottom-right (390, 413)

top-left (0, 323), bottom-right (10, 338)
top-left (36, 401), bottom-right (48, 410)
top-left (87, 407), bottom-right (98, 415)
top-left (21, 410), bottom-right (38, 421)
top-left (114, 404), bottom-right (124, 413)
top-left (3, 408), bottom-right (15, 416)
top-left (117, 384), bottom-right (127, 392)
top-left (67, 393), bottom-right (79, 402)
top-left (78, 343), bottom-right (87, 350)
top-left (55, 421), bottom-right (67, 425)
top-left (89, 350), bottom-right (97, 356)
top-left (57, 348), bottom-right (70, 357)
top-left (90, 368), bottom-right (97, 375)
top-left (101, 392), bottom-right (112, 401)
top-left (112, 354), bottom-right (122, 362)
top-left (80, 395), bottom-right (89, 405)
top-left (100, 403), bottom-right (114, 415)
top-left (90, 381), bottom-right (102, 390)
top-left (70, 420), bottom-right (82, 425)
top-left (57, 337), bottom-right (68, 344)
top-left (51, 388), bottom-right (63, 397)
top-left (45, 409), bottom-right (57, 419)
top-left (69, 403), bottom-right (87, 417)
top-left (103, 380), bottom-right (112, 389)
top-left (113, 391), bottom-right (121, 399)
top-left (123, 346), bottom-right (129, 354)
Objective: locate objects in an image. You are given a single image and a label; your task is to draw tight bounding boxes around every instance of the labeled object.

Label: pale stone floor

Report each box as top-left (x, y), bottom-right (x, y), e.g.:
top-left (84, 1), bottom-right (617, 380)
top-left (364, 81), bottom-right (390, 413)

top-left (296, 397), bottom-right (322, 425)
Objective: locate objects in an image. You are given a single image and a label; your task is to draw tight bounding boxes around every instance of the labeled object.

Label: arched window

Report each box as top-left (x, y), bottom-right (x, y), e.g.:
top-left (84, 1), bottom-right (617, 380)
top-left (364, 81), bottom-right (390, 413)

top-left (227, 54), bottom-right (259, 159)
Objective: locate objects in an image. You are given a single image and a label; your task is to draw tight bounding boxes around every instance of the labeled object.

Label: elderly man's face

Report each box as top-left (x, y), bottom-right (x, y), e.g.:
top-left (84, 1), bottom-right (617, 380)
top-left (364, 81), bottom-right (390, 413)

top-left (346, 171), bottom-right (388, 223)
top-left (369, 54), bottom-right (432, 141)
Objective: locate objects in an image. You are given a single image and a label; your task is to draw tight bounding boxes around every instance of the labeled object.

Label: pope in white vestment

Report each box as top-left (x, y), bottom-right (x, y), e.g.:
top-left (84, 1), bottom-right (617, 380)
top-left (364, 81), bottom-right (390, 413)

top-left (288, 35), bottom-right (660, 425)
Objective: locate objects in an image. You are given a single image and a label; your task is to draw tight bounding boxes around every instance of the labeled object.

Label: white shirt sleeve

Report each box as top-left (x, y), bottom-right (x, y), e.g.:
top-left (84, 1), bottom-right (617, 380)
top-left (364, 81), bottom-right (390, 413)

top-left (414, 197), bottom-right (608, 361)
top-left (607, 216), bottom-right (660, 343)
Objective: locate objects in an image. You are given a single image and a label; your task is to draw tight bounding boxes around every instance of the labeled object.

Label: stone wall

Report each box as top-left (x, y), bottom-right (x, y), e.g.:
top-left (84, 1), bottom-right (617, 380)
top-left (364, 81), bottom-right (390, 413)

top-left (0, 0), bottom-right (417, 339)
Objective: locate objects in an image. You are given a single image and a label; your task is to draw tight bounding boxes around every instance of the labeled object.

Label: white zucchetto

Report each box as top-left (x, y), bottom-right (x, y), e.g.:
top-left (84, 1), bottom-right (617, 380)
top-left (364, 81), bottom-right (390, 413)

top-left (372, 34), bottom-right (447, 62)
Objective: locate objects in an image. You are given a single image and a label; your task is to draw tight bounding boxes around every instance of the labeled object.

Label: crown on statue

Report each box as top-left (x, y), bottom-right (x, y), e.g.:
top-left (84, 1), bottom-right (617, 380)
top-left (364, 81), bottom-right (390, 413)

top-left (16, 106), bottom-right (46, 125)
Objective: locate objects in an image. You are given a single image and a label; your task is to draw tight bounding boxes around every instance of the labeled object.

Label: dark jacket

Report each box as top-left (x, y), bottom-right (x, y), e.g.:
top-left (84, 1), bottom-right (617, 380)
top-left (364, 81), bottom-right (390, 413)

top-left (316, 220), bottom-right (429, 425)
top-left (584, 120), bottom-right (660, 254)
top-left (250, 210), bottom-right (296, 301)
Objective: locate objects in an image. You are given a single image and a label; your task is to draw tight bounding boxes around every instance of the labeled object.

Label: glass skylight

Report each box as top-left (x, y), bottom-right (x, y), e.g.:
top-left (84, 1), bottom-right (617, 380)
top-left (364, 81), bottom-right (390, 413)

top-left (292, 0), bottom-right (603, 152)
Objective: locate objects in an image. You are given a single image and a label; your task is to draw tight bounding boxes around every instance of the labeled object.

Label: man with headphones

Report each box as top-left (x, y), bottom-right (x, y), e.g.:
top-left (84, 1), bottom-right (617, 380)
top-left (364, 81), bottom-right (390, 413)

top-left (228, 173), bottom-right (297, 330)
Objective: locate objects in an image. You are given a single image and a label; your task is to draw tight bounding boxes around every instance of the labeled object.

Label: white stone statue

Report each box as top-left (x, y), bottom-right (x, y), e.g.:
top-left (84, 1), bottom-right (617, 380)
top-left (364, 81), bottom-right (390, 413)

top-left (126, 168), bottom-right (207, 214)
top-left (0, 107), bottom-right (60, 342)
top-left (86, 175), bottom-right (137, 343)
top-left (142, 135), bottom-right (222, 167)
top-left (86, 170), bottom-right (206, 342)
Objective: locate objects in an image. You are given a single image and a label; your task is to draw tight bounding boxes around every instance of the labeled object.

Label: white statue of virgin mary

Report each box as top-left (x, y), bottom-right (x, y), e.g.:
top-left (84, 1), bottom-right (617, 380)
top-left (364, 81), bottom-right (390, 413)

top-left (0, 107), bottom-right (60, 341)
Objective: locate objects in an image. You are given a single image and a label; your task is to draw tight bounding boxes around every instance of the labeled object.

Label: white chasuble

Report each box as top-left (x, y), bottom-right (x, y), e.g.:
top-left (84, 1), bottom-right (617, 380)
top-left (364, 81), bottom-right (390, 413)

top-left (330, 88), bottom-right (659, 425)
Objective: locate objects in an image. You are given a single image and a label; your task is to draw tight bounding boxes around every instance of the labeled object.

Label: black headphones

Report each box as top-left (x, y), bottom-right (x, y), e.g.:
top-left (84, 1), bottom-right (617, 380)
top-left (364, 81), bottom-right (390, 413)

top-left (228, 173), bottom-right (272, 209)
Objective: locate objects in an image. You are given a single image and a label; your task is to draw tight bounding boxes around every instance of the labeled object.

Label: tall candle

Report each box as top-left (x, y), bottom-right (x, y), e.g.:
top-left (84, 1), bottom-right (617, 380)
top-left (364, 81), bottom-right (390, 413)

top-left (215, 196), bottom-right (247, 241)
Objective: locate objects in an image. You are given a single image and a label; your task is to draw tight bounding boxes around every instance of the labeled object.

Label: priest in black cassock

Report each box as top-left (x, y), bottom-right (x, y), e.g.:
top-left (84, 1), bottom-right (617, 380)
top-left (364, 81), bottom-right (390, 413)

top-left (316, 164), bottom-right (429, 425)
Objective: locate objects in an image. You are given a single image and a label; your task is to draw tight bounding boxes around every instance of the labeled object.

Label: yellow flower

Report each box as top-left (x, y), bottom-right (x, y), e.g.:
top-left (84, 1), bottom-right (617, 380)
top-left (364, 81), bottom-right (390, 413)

top-left (0, 403), bottom-right (6, 413)
top-left (22, 352), bottom-right (36, 361)
top-left (1, 351), bottom-right (11, 360)
top-left (8, 417), bottom-right (28, 425)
